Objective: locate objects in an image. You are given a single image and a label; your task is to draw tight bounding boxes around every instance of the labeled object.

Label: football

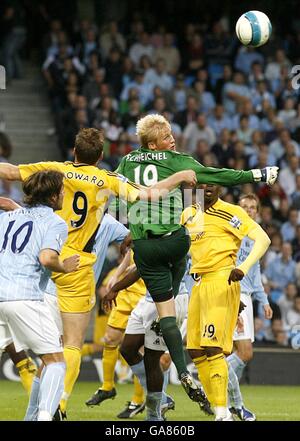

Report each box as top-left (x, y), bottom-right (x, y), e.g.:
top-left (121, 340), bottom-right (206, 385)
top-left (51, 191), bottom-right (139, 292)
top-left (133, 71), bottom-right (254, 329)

top-left (235, 10), bottom-right (272, 47)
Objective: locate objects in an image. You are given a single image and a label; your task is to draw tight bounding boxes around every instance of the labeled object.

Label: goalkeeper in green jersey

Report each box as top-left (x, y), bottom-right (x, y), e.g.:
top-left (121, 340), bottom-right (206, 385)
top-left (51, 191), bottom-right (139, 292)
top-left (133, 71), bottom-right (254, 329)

top-left (113, 114), bottom-right (278, 409)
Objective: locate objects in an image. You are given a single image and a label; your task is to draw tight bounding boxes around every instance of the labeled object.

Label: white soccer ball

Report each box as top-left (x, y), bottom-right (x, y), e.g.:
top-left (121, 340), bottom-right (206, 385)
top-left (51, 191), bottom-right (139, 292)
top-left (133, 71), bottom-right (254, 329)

top-left (235, 10), bottom-right (272, 47)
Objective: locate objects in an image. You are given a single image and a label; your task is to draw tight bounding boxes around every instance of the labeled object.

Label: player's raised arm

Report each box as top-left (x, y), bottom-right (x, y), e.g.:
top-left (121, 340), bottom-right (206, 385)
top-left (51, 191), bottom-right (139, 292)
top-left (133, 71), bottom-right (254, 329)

top-left (229, 225), bottom-right (271, 285)
top-left (177, 156), bottom-right (279, 187)
top-left (138, 169), bottom-right (197, 201)
top-left (0, 163), bottom-right (22, 181)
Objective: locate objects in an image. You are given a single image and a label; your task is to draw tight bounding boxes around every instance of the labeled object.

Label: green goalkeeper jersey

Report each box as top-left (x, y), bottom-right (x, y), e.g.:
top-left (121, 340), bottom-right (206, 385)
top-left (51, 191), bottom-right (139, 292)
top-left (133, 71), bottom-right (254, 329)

top-left (116, 147), bottom-right (254, 240)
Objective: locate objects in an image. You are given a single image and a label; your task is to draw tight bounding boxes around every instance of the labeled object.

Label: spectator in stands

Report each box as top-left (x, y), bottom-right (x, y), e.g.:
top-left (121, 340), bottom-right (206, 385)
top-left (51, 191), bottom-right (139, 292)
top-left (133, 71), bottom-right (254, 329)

top-left (278, 97), bottom-right (297, 128)
top-left (144, 58), bottom-right (173, 92)
top-left (264, 242), bottom-right (297, 303)
top-left (279, 154), bottom-right (299, 196)
top-left (286, 295), bottom-right (300, 328)
top-left (0, 1), bottom-right (26, 81)
top-left (265, 49), bottom-right (292, 82)
top-left (211, 127), bottom-right (233, 166)
top-left (103, 48), bottom-right (123, 98)
top-left (169, 73), bottom-right (188, 112)
top-left (234, 46), bottom-right (264, 76)
top-left (99, 21), bottom-right (126, 60)
top-left (278, 283), bottom-right (298, 329)
top-left (280, 207), bottom-right (300, 242)
top-left (182, 112), bottom-right (216, 152)
top-left (223, 71), bottom-right (251, 115)
top-left (236, 115), bottom-right (253, 146)
top-left (207, 104), bottom-right (232, 138)
top-left (154, 32), bottom-right (180, 76)
top-left (120, 69), bottom-right (153, 107)
top-left (264, 232), bottom-right (283, 267)
top-left (291, 174), bottom-right (300, 208)
top-left (174, 95), bottom-right (198, 129)
top-left (129, 31), bottom-right (154, 66)
top-left (190, 80), bottom-right (216, 114)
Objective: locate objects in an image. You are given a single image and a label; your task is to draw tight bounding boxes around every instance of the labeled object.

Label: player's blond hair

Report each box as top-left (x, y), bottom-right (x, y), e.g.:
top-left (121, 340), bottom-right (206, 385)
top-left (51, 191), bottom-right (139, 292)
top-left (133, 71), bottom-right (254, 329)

top-left (136, 114), bottom-right (171, 147)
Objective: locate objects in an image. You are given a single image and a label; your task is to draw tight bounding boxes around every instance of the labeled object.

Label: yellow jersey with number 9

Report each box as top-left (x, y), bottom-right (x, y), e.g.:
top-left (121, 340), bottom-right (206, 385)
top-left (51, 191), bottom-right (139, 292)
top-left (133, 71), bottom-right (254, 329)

top-left (19, 162), bottom-right (140, 253)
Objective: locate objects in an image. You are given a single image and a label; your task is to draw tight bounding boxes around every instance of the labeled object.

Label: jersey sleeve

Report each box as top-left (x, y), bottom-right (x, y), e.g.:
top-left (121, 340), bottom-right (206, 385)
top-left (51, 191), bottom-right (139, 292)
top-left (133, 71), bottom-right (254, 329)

top-left (41, 219), bottom-right (68, 254)
top-left (223, 205), bottom-right (258, 241)
top-left (105, 171), bottom-right (141, 202)
top-left (19, 162), bottom-right (63, 180)
top-left (174, 155), bottom-right (254, 186)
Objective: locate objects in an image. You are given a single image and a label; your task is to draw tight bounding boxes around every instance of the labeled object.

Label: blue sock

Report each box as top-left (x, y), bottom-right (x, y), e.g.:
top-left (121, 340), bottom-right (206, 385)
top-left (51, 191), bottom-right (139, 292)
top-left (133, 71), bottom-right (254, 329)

top-left (146, 392), bottom-right (163, 421)
top-left (24, 376), bottom-right (40, 421)
top-left (227, 353), bottom-right (246, 380)
top-left (38, 362), bottom-right (65, 417)
top-left (161, 369), bottom-right (169, 405)
top-left (130, 359), bottom-right (147, 391)
top-left (227, 361), bottom-right (243, 409)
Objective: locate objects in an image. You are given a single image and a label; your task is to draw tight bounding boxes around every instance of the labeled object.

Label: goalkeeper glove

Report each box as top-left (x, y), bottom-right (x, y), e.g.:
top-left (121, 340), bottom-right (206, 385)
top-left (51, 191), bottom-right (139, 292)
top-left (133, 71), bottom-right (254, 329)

top-left (251, 166), bottom-right (279, 185)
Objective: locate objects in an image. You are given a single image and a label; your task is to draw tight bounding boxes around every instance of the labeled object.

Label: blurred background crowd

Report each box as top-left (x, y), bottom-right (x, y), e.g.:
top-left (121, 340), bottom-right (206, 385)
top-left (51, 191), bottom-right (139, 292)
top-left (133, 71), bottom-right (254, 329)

top-left (0, 0), bottom-right (300, 349)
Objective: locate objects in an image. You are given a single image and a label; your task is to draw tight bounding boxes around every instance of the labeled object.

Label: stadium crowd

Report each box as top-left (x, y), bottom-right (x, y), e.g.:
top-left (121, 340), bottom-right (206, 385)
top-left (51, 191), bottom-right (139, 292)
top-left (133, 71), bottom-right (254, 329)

top-left (1, 1), bottom-right (300, 348)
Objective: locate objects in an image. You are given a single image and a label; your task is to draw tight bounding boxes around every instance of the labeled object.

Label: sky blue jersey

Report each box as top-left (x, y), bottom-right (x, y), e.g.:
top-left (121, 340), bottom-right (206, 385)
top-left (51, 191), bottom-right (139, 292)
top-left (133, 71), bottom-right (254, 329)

top-left (236, 237), bottom-right (269, 305)
top-left (45, 213), bottom-right (129, 296)
top-left (0, 206), bottom-right (67, 302)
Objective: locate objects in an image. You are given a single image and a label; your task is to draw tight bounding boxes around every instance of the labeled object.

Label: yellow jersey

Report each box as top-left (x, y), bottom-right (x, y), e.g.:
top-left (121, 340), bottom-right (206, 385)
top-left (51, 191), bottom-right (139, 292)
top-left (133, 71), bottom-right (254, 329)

top-left (19, 162), bottom-right (140, 253)
top-left (181, 198), bottom-right (257, 274)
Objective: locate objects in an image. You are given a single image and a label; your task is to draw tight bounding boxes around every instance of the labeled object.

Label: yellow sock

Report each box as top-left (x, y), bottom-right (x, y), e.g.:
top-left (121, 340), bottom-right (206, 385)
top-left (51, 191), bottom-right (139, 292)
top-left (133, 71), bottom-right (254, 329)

top-left (207, 353), bottom-right (228, 407)
top-left (131, 376), bottom-right (144, 405)
top-left (81, 343), bottom-right (94, 357)
top-left (101, 344), bottom-right (119, 391)
top-left (93, 314), bottom-right (108, 344)
top-left (16, 357), bottom-right (37, 395)
top-left (193, 355), bottom-right (214, 406)
top-left (60, 345), bottom-right (81, 413)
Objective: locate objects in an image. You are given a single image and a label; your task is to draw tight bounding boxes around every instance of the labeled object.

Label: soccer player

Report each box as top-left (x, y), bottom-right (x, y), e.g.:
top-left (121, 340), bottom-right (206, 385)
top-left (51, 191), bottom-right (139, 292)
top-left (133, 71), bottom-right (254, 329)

top-left (227, 193), bottom-right (273, 421)
top-left (0, 127), bottom-right (197, 415)
top-left (0, 170), bottom-right (80, 421)
top-left (115, 113), bottom-right (278, 402)
top-left (81, 213), bottom-right (130, 358)
top-left (104, 271), bottom-right (192, 421)
top-left (182, 183), bottom-right (271, 421)
top-left (86, 249), bottom-right (146, 417)
top-left (0, 198), bottom-right (38, 396)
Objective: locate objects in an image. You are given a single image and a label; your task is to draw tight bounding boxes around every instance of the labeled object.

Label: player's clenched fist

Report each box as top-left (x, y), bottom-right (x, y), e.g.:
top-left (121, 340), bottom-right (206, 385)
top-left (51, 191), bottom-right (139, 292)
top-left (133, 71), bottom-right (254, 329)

top-left (228, 268), bottom-right (244, 285)
top-left (179, 169), bottom-right (197, 187)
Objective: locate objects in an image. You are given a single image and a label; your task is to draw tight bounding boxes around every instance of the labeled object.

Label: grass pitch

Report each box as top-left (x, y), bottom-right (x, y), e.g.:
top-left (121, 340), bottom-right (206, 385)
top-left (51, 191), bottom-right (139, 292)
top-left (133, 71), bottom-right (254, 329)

top-left (0, 380), bottom-right (299, 421)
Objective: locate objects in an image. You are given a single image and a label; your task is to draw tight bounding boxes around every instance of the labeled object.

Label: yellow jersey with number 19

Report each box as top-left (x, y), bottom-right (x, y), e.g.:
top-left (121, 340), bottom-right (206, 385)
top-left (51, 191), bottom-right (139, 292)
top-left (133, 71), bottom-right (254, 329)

top-left (19, 162), bottom-right (140, 253)
top-left (181, 198), bottom-right (257, 274)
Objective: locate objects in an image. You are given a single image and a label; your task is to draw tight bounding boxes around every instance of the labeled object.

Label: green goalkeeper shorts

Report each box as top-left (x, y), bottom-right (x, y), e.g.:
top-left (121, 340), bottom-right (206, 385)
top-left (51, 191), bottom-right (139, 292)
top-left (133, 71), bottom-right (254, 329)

top-left (133, 226), bottom-right (190, 302)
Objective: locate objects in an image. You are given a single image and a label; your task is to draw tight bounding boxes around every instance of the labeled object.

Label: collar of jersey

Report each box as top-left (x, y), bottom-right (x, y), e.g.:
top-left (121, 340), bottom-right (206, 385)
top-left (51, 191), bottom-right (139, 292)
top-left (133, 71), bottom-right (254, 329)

top-left (205, 198), bottom-right (221, 212)
top-left (65, 161), bottom-right (95, 167)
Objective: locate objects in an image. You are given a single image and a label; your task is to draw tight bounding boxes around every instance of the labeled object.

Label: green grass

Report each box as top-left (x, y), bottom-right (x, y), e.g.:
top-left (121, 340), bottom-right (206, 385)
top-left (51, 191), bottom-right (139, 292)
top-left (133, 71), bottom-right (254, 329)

top-left (1, 380), bottom-right (300, 421)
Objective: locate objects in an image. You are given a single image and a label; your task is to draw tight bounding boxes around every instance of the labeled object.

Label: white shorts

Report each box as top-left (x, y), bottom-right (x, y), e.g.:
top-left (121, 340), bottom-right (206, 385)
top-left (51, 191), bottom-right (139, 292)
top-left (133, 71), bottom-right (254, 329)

top-left (126, 294), bottom-right (189, 352)
top-left (0, 320), bottom-right (13, 352)
top-left (233, 293), bottom-right (254, 343)
top-left (0, 300), bottom-right (63, 354)
top-left (44, 293), bottom-right (63, 336)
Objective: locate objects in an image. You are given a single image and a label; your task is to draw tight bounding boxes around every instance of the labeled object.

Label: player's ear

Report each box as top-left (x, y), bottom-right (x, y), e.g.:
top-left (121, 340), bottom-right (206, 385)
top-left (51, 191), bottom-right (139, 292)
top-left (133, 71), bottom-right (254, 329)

top-left (148, 142), bottom-right (156, 150)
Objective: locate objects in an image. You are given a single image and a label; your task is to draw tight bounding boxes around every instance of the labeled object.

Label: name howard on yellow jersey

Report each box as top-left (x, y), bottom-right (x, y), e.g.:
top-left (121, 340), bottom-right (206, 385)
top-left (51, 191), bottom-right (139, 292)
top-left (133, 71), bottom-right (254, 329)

top-left (181, 199), bottom-right (257, 275)
top-left (19, 161), bottom-right (140, 253)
